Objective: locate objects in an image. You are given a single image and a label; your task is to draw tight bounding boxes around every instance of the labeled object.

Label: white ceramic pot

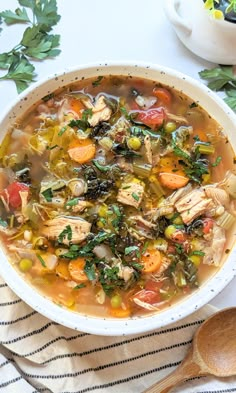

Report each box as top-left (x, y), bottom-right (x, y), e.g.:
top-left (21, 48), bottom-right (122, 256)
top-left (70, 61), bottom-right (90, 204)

top-left (0, 62), bottom-right (236, 336)
top-left (164, 0), bottom-right (236, 64)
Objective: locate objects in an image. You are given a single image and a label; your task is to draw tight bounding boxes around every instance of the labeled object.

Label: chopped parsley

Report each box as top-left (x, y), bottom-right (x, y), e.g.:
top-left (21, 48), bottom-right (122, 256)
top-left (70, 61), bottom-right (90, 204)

top-left (212, 156), bottom-right (222, 167)
top-left (82, 108), bottom-right (93, 121)
top-left (58, 126), bottom-right (67, 136)
top-left (73, 283), bottom-right (86, 290)
top-left (125, 246), bottom-right (141, 258)
top-left (41, 187), bottom-right (53, 202)
top-left (132, 192), bottom-right (140, 201)
top-left (65, 198), bottom-right (79, 207)
top-left (84, 260), bottom-right (96, 281)
top-left (36, 254), bottom-right (46, 268)
top-left (92, 76), bottom-right (104, 87)
top-left (58, 225), bottom-right (72, 244)
top-left (0, 218), bottom-right (8, 228)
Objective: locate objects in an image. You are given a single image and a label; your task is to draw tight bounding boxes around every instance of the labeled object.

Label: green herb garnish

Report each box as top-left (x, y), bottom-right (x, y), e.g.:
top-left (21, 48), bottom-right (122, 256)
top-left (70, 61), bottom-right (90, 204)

top-left (0, 0), bottom-right (61, 92)
top-left (132, 192), bottom-right (140, 201)
top-left (82, 108), bottom-right (93, 121)
top-left (41, 187), bottom-right (53, 202)
top-left (58, 126), bottom-right (67, 136)
top-left (73, 283), bottom-right (86, 290)
top-left (212, 156), bottom-right (222, 167)
top-left (0, 218), bottom-right (8, 228)
top-left (65, 198), bottom-right (79, 207)
top-left (36, 254), bottom-right (46, 267)
top-left (68, 119), bottom-right (89, 131)
top-left (84, 260), bottom-right (96, 281)
top-left (58, 225), bottom-right (72, 243)
top-left (125, 246), bottom-right (140, 257)
top-left (92, 160), bottom-right (110, 172)
top-left (92, 75), bottom-right (103, 87)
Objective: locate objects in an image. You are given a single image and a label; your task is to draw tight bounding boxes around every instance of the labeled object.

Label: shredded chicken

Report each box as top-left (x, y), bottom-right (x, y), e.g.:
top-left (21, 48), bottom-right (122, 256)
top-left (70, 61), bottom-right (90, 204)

top-left (82, 95), bottom-right (112, 127)
top-left (203, 224), bottom-right (226, 266)
top-left (41, 216), bottom-right (91, 244)
top-left (117, 181), bottom-right (145, 209)
top-left (144, 135), bottom-right (153, 164)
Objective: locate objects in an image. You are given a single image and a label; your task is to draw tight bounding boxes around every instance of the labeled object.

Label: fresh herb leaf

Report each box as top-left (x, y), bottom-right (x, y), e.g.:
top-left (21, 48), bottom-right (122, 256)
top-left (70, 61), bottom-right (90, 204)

top-left (0, 54), bottom-right (35, 93)
top-left (199, 66), bottom-right (236, 91)
top-left (132, 192), bottom-right (140, 201)
top-left (92, 160), bottom-right (110, 172)
top-left (73, 283), bottom-right (86, 290)
top-left (224, 89), bottom-right (236, 111)
top-left (42, 92), bottom-right (54, 102)
top-left (212, 156), bottom-right (222, 167)
top-left (120, 105), bottom-right (130, 119)
top-left (125, 245), bottom-right (140, 256)
top-left (190, 250), bottom-right (205, 256)
top-left (0, 218), bottom-right (8, 228)
top-left (36, 253), bottom-right (46, 267)
top-left (41, 187), bottom-right (53, 202)
top-left (58, 225), bottom-right (72, 243)
top-left (68, 119), bottom-right (89, 131)
top-left (0, 0), bottom-right (61, 92)
top-left (142, 241), bottom-right (149, 255)
top-left (65, 198), bottom-right (79, 207)
top-left (0, 7), bottom-right (30, 24)
top-left (58, 126), bottom-right (67, 136)
top-left (82, 108), bottom-right (93, 122)
top-left (84, 260), bottom-right (96, 281)
top-left (92, 75), bottom-right (103, 87)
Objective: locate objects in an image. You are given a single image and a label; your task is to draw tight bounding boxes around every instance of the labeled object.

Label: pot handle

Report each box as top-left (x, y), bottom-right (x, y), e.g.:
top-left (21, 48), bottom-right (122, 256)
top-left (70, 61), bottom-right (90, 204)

top-left (164, 0), bottom-right (192, 35)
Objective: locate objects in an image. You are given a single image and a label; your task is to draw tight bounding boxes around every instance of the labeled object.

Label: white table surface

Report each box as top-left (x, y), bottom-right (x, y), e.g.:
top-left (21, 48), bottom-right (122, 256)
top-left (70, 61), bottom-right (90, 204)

top-left (0, 0), bottom-right (235, 310)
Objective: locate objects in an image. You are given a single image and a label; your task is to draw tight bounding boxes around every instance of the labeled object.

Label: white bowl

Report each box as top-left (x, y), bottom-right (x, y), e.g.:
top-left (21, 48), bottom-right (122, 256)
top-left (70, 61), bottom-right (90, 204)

top-left (164, 0), bottom-right (236, 64)
top-left (0, 62), bottom-right (236, 336)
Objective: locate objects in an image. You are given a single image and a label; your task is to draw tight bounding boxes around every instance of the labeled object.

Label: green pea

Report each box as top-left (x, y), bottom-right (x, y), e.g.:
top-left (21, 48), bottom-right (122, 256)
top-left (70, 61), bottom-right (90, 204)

top-left (110, 294), bottom-right (122, 308)
top-left (164, 225), bottom-right (177, 240)
top-left (164, 122), bottom-right (177, 133)
top-left (19, 258), bottom-right (33, 272)
top-left (172, 216), bottom-right (183, 225)
top-left (127, 137), bottom-right (142, 150)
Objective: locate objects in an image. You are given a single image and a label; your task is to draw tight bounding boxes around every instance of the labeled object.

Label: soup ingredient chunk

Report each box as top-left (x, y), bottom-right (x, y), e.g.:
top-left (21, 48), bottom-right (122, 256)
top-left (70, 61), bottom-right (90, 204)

top-left (42, 216), bottom-right (91, 244)
top-left (117, 180), bottom-right (144, 208)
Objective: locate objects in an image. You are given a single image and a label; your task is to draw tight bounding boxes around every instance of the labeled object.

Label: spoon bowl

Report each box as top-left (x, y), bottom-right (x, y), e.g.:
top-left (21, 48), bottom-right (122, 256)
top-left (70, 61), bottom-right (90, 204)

top-left (144, 307), bottom-right (236, 393)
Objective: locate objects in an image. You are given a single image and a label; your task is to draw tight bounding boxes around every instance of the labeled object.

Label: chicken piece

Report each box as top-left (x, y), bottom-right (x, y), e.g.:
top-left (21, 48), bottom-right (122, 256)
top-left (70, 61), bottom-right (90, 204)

top-left (71, 200), bottom-right (93, 213)
top-left (144, 135), bottom-right (153, 164)
top-left (117, 157), bottom-right (133, 173)
top-left (41, 216), bottom-right (91, 245)
top-left (203, 224), bottom-right (226, 266)
top-left (129, 215), bottom-right (156, 229)
top-left (180, 199), bottom-right (215, 225)
top-left (117, 181), bottom-right (145, 208)
top-left (82, 96), bottom-right (112, 127)
top-left (175, 189), bottom-right (206, 213)
top-left (204, 186), bottom-right (230, 207)
top-left (167, 183), bottom-right (193, 205)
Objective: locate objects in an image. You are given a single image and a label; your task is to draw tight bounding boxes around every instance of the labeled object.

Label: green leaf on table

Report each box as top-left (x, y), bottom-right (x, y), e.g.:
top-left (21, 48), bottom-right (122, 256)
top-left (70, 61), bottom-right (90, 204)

top-left (0, 54), bottom-right (35, 93)
top-left (224, 89), bottom-right (236, 111)
top-left (34, 0), bottom-right (61, 30)
top-left (0, 53), bottom-right (15, 69)
top-left (19, 0), bottom-right (35, 8)
top-left (0, 7), bottom-right (30, 24)
top-left (21, 26), bottom-right (60, 59)
top-left (199, 66), bottom-right (236, 91)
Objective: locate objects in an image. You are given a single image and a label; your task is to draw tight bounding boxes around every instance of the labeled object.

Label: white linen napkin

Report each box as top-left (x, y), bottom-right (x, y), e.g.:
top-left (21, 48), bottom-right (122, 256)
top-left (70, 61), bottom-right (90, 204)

top-left (0, 275), bottom-right (236, 393)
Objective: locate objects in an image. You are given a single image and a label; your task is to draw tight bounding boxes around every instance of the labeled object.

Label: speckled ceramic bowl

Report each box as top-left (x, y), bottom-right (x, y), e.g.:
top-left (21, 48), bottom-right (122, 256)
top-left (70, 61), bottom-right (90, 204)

top-left (0, 62), bottom-right (236, 336)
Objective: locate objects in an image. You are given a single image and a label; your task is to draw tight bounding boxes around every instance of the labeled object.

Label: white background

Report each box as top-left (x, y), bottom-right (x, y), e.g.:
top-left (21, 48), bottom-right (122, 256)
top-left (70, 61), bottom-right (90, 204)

top-left (0, 0), bottom-right (235, 309)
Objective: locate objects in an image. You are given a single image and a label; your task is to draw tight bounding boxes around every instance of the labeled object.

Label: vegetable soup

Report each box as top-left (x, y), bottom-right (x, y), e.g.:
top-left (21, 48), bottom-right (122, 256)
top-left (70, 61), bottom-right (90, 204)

top-left (0, 75), bottom-right (235, 318)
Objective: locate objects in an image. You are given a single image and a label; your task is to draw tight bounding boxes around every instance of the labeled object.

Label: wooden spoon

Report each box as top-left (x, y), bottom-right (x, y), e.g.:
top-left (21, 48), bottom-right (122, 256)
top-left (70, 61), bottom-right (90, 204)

top-left (144, 307), bottom-right (236, 393)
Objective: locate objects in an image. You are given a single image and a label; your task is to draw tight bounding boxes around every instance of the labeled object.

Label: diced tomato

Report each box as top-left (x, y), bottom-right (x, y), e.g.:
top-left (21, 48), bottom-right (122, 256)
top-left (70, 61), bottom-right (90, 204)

top-left (134, 289), bottom-right (161, 304)
top-left (153, 87), bottom-right (172, 106)
top-left (171, 230), bottom-right (187, 244)
top-left (203, 218), bottom-right (214, 234)
top-left (136, 108), bottom-right (166, 128)
top-left (129, 101), bottom-right (140, 111)
top-left (145, 279), bottom-right (163, 292)
top-left (0, 182), bottom-right (29, 209)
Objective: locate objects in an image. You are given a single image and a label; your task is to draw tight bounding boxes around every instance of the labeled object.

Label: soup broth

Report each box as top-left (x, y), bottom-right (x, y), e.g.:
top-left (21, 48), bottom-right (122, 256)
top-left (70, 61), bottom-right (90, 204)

top-left (0, 75), bottom-right (235, 318)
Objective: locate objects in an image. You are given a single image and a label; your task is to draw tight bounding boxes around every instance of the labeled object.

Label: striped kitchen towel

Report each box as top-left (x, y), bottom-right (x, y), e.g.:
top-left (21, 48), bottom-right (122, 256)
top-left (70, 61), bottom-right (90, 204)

top-left (0, 276), bottom-right (236, 393)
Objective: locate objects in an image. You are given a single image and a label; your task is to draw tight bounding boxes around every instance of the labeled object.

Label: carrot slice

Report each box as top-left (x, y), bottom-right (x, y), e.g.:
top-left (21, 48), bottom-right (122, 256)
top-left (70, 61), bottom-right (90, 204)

top-left (158, 172), bottom-right (189, 190)
top-left (70, 98), bottom-right (85, 115)
top-left (141, 249), bottom-right (162, 273)
top-left (56, 260), bottom-right (71, 280)
top-left (68, 258), bottom-right (88, 282)
top-left (153, 87), bottom-right (172, 106)
top-left (68, 138), bottom-right (96, 164)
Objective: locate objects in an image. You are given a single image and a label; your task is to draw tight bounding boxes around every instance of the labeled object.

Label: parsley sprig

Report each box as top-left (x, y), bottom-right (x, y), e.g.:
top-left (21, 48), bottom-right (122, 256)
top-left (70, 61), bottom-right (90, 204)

top-left (0, 0), bottom-right (61, 93)
top-left (199, 65), bottom-right (236, 111)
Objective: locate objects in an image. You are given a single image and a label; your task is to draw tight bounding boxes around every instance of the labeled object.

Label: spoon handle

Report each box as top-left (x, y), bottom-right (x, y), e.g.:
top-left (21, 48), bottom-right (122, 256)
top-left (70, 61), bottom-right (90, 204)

top-left (143, 347), bottom-right (203, 393)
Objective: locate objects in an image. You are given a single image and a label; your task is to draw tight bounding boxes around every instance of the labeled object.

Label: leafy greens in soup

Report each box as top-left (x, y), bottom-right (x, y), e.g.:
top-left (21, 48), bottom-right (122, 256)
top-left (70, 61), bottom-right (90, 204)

top-left (0, 75), bottom-right (235, 318)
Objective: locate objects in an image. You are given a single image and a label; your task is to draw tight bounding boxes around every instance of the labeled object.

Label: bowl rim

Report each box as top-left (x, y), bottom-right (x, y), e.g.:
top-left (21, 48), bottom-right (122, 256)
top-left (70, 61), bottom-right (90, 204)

top-left (0, 60), bottom-right (236, 336)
